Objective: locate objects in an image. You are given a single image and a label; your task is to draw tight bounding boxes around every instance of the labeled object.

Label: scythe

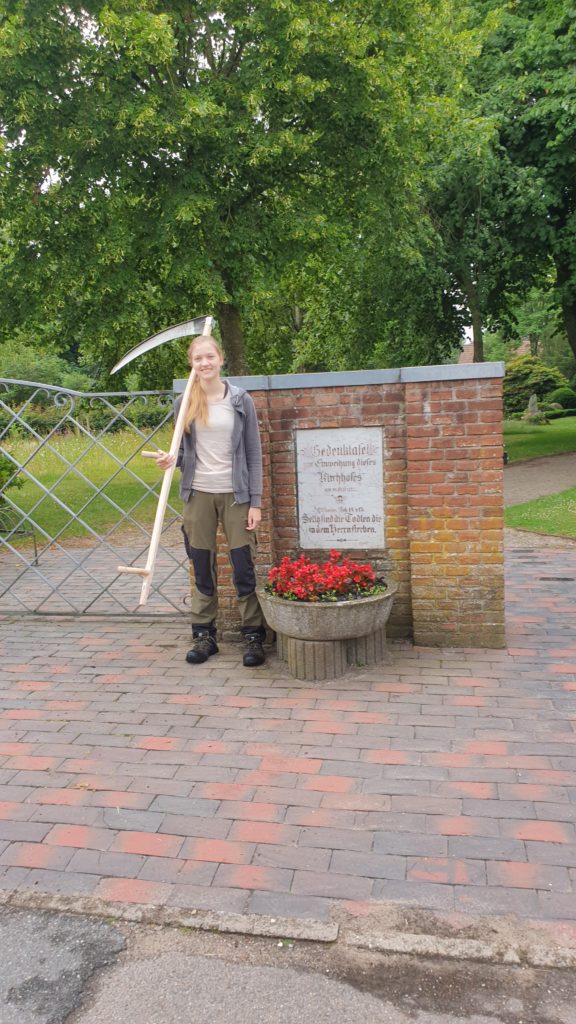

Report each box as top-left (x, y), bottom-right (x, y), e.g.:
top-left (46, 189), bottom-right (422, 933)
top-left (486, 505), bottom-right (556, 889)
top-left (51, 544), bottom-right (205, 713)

top-left (110, 315), bottom-right (214, 605)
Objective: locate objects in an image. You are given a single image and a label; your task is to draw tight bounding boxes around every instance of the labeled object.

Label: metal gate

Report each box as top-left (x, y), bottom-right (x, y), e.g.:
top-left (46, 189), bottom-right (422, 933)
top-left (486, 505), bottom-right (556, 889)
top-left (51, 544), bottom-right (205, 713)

top-left (0, 379), bottom-right (189, 615)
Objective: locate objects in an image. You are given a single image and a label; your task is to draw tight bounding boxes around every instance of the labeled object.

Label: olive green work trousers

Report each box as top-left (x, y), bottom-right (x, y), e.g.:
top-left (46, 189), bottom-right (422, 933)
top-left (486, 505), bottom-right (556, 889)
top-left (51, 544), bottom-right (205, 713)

top-left (181, 491), bottom-right (263, 633)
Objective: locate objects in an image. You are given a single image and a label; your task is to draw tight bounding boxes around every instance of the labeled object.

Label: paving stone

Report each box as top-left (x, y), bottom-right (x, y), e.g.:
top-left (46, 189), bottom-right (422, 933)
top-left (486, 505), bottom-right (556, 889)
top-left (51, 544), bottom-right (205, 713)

top-left (538, 891), bottom-right (576, 920)
top-left (0, 821), bottom-right (51, 842)
top-left (213, 864), bottom-right (293, 893)
top-left (291, 870), bottom-right (372, 901)
top-left (1, 545), bottom-right (576, 925)
top-left (148, 795), bottom-right (221, 816)
top-left (247, 890), bottom-right (333, 922)
top-left (487, 860), bottom-right (571, 892)
top-left (25, 868), bottom-right (101, 895)
top-left (331, 850), bottom-right (406, 880)
top-left (253, 844), bottom-right (331, 872)
top-left (525, 842), bottom-right (576, 867)
top-left (299, 826), bottom-right (374, 853)
top-left (167, 884), bottom-right (250, 913)
top-left (455, 884), bottom-right (541, 917)
top-left (371, 878), bottom-right (455, 911)
top-left (66, 849), bottom-right (147, 878)
top-left (447, 837), bottom-right (527, 861)
top-left (28, 806), bottom-right (105, 827)
top-left (373, 832), bottom-right (448, 857)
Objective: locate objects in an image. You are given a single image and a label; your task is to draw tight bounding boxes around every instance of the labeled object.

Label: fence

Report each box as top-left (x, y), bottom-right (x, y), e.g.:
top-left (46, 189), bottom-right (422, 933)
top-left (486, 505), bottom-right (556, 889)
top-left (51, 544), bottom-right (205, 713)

top-left (0, 379), bottom-right (189, 616)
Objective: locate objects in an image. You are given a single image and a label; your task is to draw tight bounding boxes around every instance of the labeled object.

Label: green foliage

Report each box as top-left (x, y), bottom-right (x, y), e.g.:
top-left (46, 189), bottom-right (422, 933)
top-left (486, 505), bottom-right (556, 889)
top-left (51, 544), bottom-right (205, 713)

top-left (0, 449), bottom-right (23, 527)
top-left (483, 331), bottom-right (518, 363)
top-left (3, 426), bottom-right (177, 540)
top-left (0, 451), bottom-right (22, 493)
top-left (0, 397), bottom-right (170, 437)
top-left (0, 0), bottom-right (475, 378)
top-left (539, 408), bottom-right (571, 420)
top-left (247, 224), bottom-right (465, 373)
top-left (0, 341), bottom-right (95, 400)
top-left (426, 1), bottom-right (576, 362)
top-left (479, 0), bottom-right (576, 358)
top-left (503, 415), bottom-right (576, 461)
top-left (546, 387), bottom-right (576, 411)
top-left (485, 283), bottom-right (576, 380)
top-left (522, 412), bottom-right (548, 426)
top-left (505, 487), bottom-right (576, 539)
top-left (503, 355), bottom-right (568, 414)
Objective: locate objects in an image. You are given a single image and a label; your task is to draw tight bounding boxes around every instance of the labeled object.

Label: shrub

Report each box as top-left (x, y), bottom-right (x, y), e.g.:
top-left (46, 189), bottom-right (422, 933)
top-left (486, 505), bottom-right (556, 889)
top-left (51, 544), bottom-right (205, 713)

top-left (0, 341), bottom-right (95, 403)
top-left (0, 453), bottom-right (23, 520)
top-left (546, 386), bottom-right (576, 410)
top-left (503, 356), bottom-right (568, 414)
top-left (545, 409), bottom-right (573, 420)
top-left (0, 452), bottom-right (22, 492)
top-left (0, 399), bottom-right (171, 438)
top-left (521, 412), bottom-right (549, 425)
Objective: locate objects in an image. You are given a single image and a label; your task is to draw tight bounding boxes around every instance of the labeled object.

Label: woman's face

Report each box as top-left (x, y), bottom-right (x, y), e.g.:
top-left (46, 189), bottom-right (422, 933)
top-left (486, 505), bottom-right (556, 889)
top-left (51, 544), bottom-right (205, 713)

top-left (190, 340), bottom-right (224, 382)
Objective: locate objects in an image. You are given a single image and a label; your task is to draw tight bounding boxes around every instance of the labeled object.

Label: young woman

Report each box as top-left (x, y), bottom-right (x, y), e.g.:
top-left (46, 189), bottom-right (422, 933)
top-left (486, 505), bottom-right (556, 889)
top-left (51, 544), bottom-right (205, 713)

top-left (154, 335), bottom-right (266, 667)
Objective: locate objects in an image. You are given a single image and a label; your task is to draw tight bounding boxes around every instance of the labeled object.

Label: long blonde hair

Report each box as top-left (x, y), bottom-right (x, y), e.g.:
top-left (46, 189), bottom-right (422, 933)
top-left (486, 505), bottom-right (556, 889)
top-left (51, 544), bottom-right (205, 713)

top-left (183, 335), bottom-right (225, 431)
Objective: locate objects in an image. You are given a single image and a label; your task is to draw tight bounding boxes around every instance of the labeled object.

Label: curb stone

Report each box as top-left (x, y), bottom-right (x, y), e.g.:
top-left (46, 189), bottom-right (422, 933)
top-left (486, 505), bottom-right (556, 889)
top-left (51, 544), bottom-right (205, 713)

top-left (0, 888), bottom-right (339, 943)
top-left (344, 931), bottom-right (576, 969)
top-left (2, 888), bottom-right (576, 969)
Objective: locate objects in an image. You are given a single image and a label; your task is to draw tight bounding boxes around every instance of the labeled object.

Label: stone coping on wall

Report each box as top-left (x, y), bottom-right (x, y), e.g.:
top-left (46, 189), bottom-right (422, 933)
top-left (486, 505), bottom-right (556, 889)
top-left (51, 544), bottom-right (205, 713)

top-left (174, 361), bottom-right (505, 392)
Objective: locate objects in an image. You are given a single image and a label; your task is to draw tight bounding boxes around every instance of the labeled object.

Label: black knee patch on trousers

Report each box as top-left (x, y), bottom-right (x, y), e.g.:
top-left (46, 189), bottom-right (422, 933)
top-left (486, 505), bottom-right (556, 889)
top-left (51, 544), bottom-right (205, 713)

top-left (230, 544), bottom-right (256, 597)
top-left (182, 529), bottom-right (215, 597)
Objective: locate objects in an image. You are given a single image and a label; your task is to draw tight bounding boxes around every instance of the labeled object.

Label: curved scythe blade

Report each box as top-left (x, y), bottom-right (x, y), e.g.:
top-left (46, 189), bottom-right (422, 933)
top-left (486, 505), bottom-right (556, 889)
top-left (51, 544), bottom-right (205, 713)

top-left (110, 315), bottom-right (212, 374)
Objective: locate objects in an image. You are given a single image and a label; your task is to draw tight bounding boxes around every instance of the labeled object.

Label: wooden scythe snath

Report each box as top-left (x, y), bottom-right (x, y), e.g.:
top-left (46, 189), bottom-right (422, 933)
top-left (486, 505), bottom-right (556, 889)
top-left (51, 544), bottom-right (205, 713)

top-left (111, 315), bottom-right (214, 605)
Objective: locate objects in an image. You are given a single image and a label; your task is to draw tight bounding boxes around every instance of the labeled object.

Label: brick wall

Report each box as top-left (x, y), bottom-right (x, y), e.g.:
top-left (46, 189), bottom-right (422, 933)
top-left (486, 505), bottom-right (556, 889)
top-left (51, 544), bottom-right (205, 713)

top-left (405, 376), bottom-right (505, 647)
top-left (177, 363), bottom-right (505, 649)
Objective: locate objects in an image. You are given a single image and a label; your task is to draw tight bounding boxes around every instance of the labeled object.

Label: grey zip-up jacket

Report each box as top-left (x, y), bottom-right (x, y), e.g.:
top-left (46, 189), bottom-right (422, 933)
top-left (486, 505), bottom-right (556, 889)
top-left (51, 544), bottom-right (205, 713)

top-left (175, 382), bottom-right (263, 507)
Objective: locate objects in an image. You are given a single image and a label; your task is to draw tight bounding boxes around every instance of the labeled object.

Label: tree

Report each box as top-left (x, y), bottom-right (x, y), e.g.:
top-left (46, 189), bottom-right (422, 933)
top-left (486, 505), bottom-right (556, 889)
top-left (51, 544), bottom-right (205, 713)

top-left (493, 1), bottom-right (576, 361)
top-left (0, 1), bottom-right (472, 381)
top-left (443, 0), bottom-right (576, 362)
top-left (419, 0), bottom-right (565, 364)
top-left (502, 354), bottom-right (568, 415)
top-left (429, 143), bottom-right (547, 361)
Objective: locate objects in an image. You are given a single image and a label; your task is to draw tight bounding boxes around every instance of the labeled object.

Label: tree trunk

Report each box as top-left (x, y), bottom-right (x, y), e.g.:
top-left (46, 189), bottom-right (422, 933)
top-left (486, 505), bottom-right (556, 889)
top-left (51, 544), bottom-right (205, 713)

top-left (561, 297), bottom-right (576, 361)
top-left (217, 301), bottom-right (247, 375)
top-left (459, 266), bottom-right (484, 362)
top-left (470, 297), bottom-right (484, 363)
top-left (555, 255), bottom-right (576, 361)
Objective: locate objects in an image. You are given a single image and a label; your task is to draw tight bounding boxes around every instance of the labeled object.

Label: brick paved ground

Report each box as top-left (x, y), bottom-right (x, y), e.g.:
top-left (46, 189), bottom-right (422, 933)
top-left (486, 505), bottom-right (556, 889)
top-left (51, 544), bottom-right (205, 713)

top-left (0, 546), bottom-right (575, 928)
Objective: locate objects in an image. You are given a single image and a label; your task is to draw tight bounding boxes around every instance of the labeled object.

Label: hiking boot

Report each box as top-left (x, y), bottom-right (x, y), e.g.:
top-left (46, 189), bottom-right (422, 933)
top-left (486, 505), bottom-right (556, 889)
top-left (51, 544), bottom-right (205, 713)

top-left (185, 630), bottom-right (219, 665)
top-left (242, 631), bottom-right (266, 667)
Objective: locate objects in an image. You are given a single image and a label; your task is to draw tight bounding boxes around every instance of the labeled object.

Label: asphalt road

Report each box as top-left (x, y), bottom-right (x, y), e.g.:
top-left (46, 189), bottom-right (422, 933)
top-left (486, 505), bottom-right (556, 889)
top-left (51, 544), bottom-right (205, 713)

top-left (1, 909), bottom-right (575, 1024)
top-left (0, 908), bottom-right (125, 1024)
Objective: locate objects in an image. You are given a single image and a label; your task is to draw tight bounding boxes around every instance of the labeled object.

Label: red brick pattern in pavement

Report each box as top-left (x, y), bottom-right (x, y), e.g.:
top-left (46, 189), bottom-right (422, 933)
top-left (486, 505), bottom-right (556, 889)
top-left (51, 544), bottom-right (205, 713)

top-left (0, 546), bottom-right (575, 924)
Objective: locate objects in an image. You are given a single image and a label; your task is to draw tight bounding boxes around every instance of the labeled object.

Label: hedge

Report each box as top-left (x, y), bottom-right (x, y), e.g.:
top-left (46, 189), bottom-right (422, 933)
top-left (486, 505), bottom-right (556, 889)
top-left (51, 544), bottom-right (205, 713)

top-left (0, 400), bottom-right (172, 438)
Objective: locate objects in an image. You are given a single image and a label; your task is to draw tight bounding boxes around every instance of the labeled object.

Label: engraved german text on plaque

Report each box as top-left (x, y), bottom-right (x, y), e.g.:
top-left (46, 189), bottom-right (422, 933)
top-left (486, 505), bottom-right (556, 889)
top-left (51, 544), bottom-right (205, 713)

top-left (296, 427), bottom-right (384, 549)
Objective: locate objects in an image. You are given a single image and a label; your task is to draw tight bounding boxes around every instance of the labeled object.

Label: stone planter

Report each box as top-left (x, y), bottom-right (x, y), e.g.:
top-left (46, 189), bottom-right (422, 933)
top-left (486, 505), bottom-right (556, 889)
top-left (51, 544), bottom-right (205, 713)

top-left (258, 583), bottom-right (398, 681)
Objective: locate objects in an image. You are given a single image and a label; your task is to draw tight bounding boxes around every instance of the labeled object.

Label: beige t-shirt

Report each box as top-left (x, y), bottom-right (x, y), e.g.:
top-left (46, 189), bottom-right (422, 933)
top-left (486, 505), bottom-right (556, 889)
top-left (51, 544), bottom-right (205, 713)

top-left (192, 388), bottom-right (235, 493)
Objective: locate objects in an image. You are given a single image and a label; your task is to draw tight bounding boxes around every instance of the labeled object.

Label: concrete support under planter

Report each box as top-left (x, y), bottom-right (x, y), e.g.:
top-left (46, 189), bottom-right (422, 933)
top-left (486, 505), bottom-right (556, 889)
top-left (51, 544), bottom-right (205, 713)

top-left (276, 626), bottom-right (388, 681)
top-left (347, 627), bottom-right (387, 668)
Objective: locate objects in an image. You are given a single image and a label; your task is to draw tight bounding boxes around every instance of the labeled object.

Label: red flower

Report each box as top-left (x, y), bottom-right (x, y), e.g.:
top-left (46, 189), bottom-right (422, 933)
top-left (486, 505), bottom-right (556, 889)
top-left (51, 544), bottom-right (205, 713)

top-left (266, 552), bottom-right (383, 602)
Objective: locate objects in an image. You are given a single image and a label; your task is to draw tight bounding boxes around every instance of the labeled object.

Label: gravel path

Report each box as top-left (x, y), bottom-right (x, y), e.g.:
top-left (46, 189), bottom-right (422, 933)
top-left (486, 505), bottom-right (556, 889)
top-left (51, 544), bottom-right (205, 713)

top-left (504, 451), bottom-right (576, 506)
top-left (504, 450), bottom-right (576, 548)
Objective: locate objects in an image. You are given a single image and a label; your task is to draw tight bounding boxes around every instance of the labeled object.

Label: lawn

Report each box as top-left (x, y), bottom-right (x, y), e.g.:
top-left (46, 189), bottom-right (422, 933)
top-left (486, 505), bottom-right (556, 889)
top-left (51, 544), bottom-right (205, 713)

top-left (505, 487), bottom-right (576, 539)
top-left (503, 416), bottom-right (576, 462)
top-left (2, 426), bottom-right (179, 543)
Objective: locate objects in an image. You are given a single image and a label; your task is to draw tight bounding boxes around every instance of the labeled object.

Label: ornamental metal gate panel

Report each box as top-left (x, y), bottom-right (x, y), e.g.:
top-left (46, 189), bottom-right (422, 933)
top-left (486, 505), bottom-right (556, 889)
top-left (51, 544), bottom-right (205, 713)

top-left (0, 379), bottom-right (189, 616)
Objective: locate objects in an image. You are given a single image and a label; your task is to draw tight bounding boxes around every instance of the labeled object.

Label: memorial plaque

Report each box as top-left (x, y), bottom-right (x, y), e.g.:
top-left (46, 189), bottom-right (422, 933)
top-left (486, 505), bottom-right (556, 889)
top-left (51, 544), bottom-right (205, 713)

top-left (296, 427), bottom-right (384, 549)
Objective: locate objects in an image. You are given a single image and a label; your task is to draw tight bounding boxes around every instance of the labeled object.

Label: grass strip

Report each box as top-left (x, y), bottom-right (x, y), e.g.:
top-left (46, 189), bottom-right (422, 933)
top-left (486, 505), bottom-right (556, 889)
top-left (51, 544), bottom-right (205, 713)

top-left (3, 426), bottom-right (178, 541)
top-left (505, 487), bottom-right (576, 539)
top-left (504, 416), bottom-right (576, 462)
